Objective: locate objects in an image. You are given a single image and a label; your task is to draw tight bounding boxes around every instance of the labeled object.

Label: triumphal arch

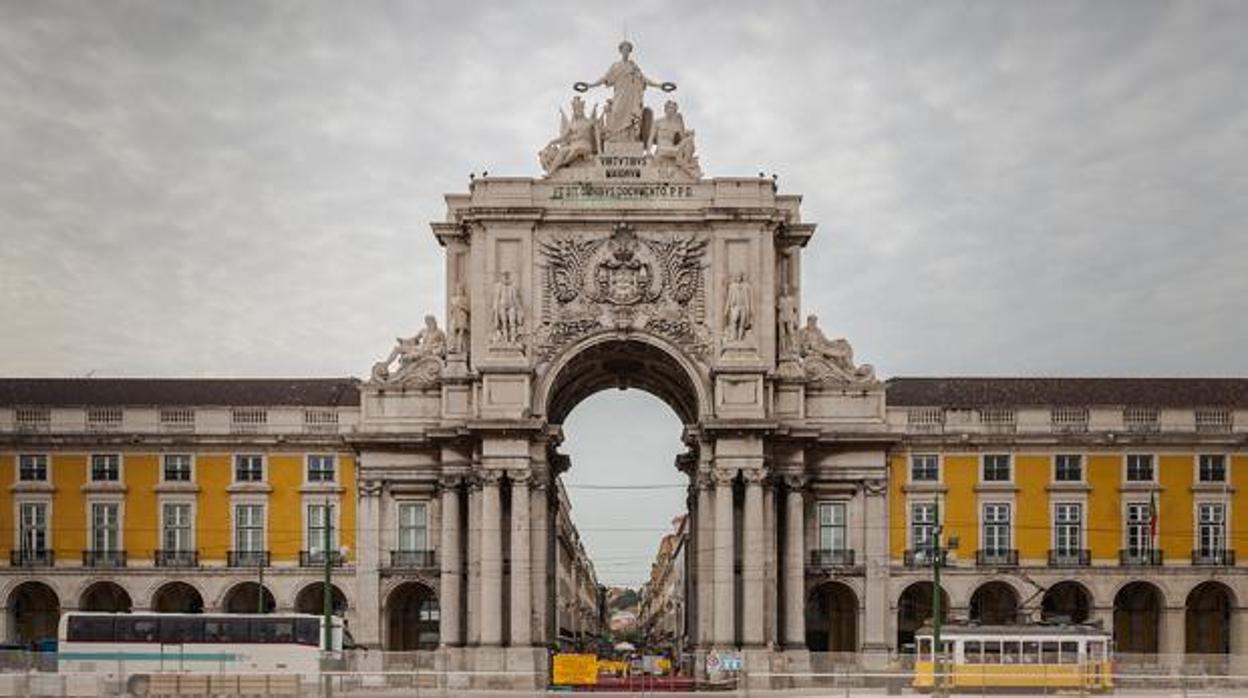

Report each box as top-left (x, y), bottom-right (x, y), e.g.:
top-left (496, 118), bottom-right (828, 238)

top-left (352, 42), bottom-right (892, 680)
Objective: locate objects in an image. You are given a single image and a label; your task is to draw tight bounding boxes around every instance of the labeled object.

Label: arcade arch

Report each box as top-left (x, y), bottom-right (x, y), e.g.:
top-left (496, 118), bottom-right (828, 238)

top-left (969, 581), bottom-right (1020, 625)
top-left (80, 581), bottom-right (132, 613)
top-left (1114, 581), bottom-right (1163, 654)
top-left (806, 581), bottom-right (858, 652)
top-left (151, 582), bottom-right (204, 614)
top-left (897, 582), bottom-right (948, 652)
top-left (222, 583), bottom-right (275, 614)
top-left (295, 583), bottom-right (348, 617)
top-left (385, 582), bottom-right (439, 651)
top-left (1186, 581), bottom-right (1234, 655)
top-left (1041, 581), bottom-right (1092, 623)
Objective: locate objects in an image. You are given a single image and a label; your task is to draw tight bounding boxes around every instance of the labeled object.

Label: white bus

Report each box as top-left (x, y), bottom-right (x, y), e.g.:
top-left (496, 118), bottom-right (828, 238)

top-left (58, 612), bottom-right (349, 695)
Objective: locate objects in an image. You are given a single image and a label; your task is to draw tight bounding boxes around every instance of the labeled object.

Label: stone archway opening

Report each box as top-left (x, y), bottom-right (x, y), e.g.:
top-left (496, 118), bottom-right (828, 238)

top-left (222, 582), bottom-right (275, 614)
top-left (805, 582), bottom-right (857, 653)
top-left (385, 582), bottom-right (439, 650)
top-left (7, 581), bottom-right (59, 644)
top-left (1186, 581), bottom-right (1233, 655)
top-left (295, 583), bottom-right (348, 617)
top-left (1041, 581), bottom-right (1092, 623)
top-left (897, 582), bottom-right (948, 653)
top-left (80, 582), bottom-right (132, 613)
top-left (152, 582), bottom-right (204, 613)
top-left (1114, 581), bottom-right (1163, 655)
top-left (969, 581), bottom-right (1020, 625)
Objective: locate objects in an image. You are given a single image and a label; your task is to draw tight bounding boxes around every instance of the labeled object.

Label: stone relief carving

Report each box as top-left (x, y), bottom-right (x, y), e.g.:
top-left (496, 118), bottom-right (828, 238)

top-left (491, 271), bottom-right (524, 346)
top-left (539, 96), bottom-right (598, 176)
top-left (448, 285), bottom-right (470, 355)
top-left (799, 314), bottom-right (878, 386)
top-left (575, 41), bottom-right (675, 145)
top-left (369, 314), bottom-right (446, 388)
top-left (535, 222), bottom-right (710, 360)
top-left (723, 273), bottom-right (754, 343)
top-left (649, 100), bottom-right (701, 178)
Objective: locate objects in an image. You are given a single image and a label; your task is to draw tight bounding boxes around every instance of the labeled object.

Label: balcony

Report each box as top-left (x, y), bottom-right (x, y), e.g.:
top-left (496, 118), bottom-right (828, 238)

top-left (153, 549), bottom-right (199, 568)
top-left (1119, 549), bottom-right (1163, 566)
top-left (10, 549), bottom-right (53, 567)
top-left (976, 549), bottom-right (1019, 567)
top-left (389, 550), bottom-right (437, 568)
top-left (227, 550), bottom-right (271, 567)
top-left (808, 549), bottom-right (856, 568)
top-left (1192, 549), bottom-right (1235, 567)
top-left (82, 550), bottom-right (126, 568)
top-left (903, 548), bottom-right (947, 568)
top-left (1048, 549), bottom-right (1091, 567)
top-left (300, 550), bottom-right (346, 567)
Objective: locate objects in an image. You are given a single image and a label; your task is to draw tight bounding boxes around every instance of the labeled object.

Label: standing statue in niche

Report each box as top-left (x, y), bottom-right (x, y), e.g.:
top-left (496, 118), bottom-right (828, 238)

top-left (370, 314), bottom-right (446, 385)
top-left (649, 100), bottom-right (701, 178)
top-left (777, 285), bottom-right (799, 357)
top-left (724, 273), bottom-right (753, 342)
top-left (575, 41), bottom-right (675, 144)
top-left (800, 314), bottom-right (876, 383)
top-left (448, 284), bottom-right (470, 354)
top-left (492, 271), bottom-right (524, 345)
top-left (540, 96), bottom-right (599, 175)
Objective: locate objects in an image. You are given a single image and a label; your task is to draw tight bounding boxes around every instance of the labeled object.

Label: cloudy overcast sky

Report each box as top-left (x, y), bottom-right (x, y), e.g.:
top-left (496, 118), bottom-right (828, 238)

top-left (2, 1), bottom-right (1246, 585)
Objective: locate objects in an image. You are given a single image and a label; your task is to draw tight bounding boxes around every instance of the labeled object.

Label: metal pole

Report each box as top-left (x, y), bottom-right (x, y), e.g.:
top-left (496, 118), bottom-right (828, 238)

top-left (932, 499), bottom-right (943, 694)
top-left (257, 548), bottom-right (265, 614)
top-left (323, 499), bottom-right (333, 650)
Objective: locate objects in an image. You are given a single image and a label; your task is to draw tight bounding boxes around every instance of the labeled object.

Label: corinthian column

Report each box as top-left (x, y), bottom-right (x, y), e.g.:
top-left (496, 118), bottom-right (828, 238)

top-left (742, 468), bottom-right (765, 647)
top-left (695, 471), bottom-right (714, 647)
top-left (438, 476), bottom-right (463, 646)
top-left (509, 469), bottom-right (532, 647)
top-left (784, 475), bottom-right (807, 648)
top-left (479, 470), bottom-right (503, 646)
top-left (713, 468), bottom-right (737, 647)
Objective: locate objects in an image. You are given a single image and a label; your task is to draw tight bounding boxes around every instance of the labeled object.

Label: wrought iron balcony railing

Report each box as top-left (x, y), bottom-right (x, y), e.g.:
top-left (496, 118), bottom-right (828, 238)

top-left (1192, 549), bottom-right (1235, 567)
top-left (153, 549), bottom-right (198, 568)
top-left (227, 550), bottom-right (270, 567)
top-left (1047, 549), bottom-right (1091, 567)
top-left (83, 550), bottom-right (126, 568)
top-left (389, 550), bottom-right (437, 568)
top-left (300, 550), bottom-right (345, 567)
top-left (808, 549), bottom-right (856, 568)
top-left (10, 549), bottom-right (53, 567)
top-left (975, 549), bottom-right (1019, 567)
top-left (1119, 548), bottom-right (1163, 566)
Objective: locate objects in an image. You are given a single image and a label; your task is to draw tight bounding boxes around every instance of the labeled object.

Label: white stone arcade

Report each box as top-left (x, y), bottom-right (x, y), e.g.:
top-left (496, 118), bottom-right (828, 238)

top-left (352, 44), bottom-right (890, 684)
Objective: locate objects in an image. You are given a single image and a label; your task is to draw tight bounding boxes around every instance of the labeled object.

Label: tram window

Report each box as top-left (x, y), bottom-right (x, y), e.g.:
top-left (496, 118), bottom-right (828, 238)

top-left (295, 619), bottom-right (320, 647)
top-left (117, 617), bottom-right (159, 643)
top-left (1022, 641), bottom-right (1040, 664)
top-left (982, 641), bottom-right (1002, 664)
top-left (160, 618), bottom-right (204, 643)
top-left (68, 616), bottom-right (116, 642)
top-left (1042, 641), bottom-right (1059, 664)
top-left (1002, 641), bottom-right (1021, 664)
top-left (965, 641), bottom-right (982, 664)
top-left (1060, 641), bottom-right (1079, 664)
top-left (941, 641), bottom-right (954, 658)
top-left (1088, 641), bottom-right (1104, 660)
top-left (204, 618), bottom-right (250, 643)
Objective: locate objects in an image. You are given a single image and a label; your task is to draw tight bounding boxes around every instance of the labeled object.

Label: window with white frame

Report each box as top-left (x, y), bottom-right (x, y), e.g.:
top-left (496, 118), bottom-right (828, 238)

top-left (163, 454), bottom-right (192, 482)
top-left (982, 503), bottom-right (1012, 553)
top-left (1199, 455), bottom-right (1227, 483)
top-left (162, 503), bottom-right (192, 552)
top-left (307, 455), bottom-right (336, 483)
top-left (19, 502), bottom-right (48, 552)
top-left (235, 504), bottom-right (265, 552)
top-left (307, 503), bottom-right (337, 553)
top-left (234, 455), bottom-right (263, 482)
top-left (18, 454), bottom-right (48, 482)
top-left (1198, 503), bottom-right (1226, 557)
top-left (910, 502), bottom-right (938, 552)
top-left (398, 502), bottom-right (428, 552)
top-left (90, 454), bottom-right (120, 482)
top-left (1054, 454), bottom-right (1083, 482)
top-left (818, 502), bottom-right (847, 554)
top-left (982, 454), bottom-right (1011, 482)
top-left (1126, 455), bottom-right (1154, 482)
top-left (1125, 502), bottom-right (1153, 555)
top-left (1053, 503), bottom-right (1082, 555)
top-left (91, 502), bottom-right (120, 552)
top-left (910, 455), bottom-right (939, 482)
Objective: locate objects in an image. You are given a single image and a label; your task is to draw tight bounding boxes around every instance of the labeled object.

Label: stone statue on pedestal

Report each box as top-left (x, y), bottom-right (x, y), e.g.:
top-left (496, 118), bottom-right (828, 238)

top-left (448, 285), bottom-right (470, 354)
top-left (799, 314), bottom-right (876, 384)
top-left (370, 314), bottom-right (446, 387)
top-left (540, 96), bottom-right (598, 175)
top-left (724, 273), bottom-right (753, 342)
top-left (492, 271), bottom-right (524, 345)
top-left (650, 100), bottom-right (701, 178)
top-left (575, 41), bottom-right (675, 144)
top-left (777, 285), bottom-right (799, 357)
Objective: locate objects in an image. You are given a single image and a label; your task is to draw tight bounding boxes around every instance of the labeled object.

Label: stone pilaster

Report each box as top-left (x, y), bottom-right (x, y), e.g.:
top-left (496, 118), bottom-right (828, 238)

top-left (784, 475), bottom-right (806, 648)
top-left (466, 475), bottom-right (482, 645)
top-left (1161, 606), bottom-right (1185, 659)
top-left (695, 471), bottom-right (715, 647)
top-left (713, 467), bottom-right (736, 647)
top-left (763, 475), bottom-right (778, 647)
top-left (479, 470), bottom-right (503, 646)
top-left (438, 475), bottom-right (463, 647)
top-left (509, 469), bottom-right (532, 647)
top-left (741, 468), bottom-right (765, 647)
top-left (861, 478), bottom-right (889, 655)
top-left (529, 476), bottom-right (550, 646)
top-left (354, 479), bottom-right (383, 648)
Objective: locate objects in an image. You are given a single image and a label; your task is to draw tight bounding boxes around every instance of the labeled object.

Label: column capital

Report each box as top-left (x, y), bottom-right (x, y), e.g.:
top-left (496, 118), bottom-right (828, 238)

top-left (742, 468), bottom-right (767, 485)
top-left (475, 469), bottom-right (505, 486)
top-left (509, 468), bottom-right (532, 486)
top-left (359, 479), bottom-right (383, 497)
top-left (436, 474), bottom-right (464, 492)
top-left (783, 474), bottom-right (807, 490)
top-left (711, 468), bottom-right (738, 487)
top-left (861, 478), bottom-right (887, 496)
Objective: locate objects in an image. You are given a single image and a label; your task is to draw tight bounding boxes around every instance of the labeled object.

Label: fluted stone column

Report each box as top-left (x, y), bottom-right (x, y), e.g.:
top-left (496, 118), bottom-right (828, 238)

top-left (713, 468), bottom-right (736, 647)
top-left (466, 477), bottom-right (482, 645)
top-left (509, 470), bottom-right (532, 647)
top-left (742, 469), bottom-right (765, 646)
top-left (784, 475), bottom-right (807, 648)
top-left (763, 477), bottom-right (778, 646)
top-left (479, 470), bottom-right (503, 646)
top-left (438, 476), bottom-right (463, 646)
top-left (695, 472), bottom-right (715, 647)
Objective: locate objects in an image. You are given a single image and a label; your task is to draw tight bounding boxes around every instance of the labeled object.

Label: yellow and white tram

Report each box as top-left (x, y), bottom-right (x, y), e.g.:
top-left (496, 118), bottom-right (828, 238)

top-left (913, 622), bottom-right (1113, 692)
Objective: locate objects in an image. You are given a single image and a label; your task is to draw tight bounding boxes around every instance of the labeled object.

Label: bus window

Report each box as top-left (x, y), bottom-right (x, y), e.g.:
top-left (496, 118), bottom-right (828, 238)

top-left (68, 616), bottom-right (115, 642)
top-left (982, 641), bottom-right (1002, 664)
top-left (1002, 641), bottom-right (1021, 664)
top-left (1059, 641), bottom-right (1079, 664)
top-left (964, 641), bottom-right (982, 664)
top-left (1022, 641), bottom-right (1040, 664)
top-left (295, 619), bottom-right (320, 647)
top-left (1041, 641), bottom-right (1059, 664)
top-left (204, 618), bottom-right (250, 644)
top-left (255, 619), bottom-right (295, 644)
top-left (160, 618), bottom-right (204, 644)
top-left (117, 617), bottom-right (159, 643)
